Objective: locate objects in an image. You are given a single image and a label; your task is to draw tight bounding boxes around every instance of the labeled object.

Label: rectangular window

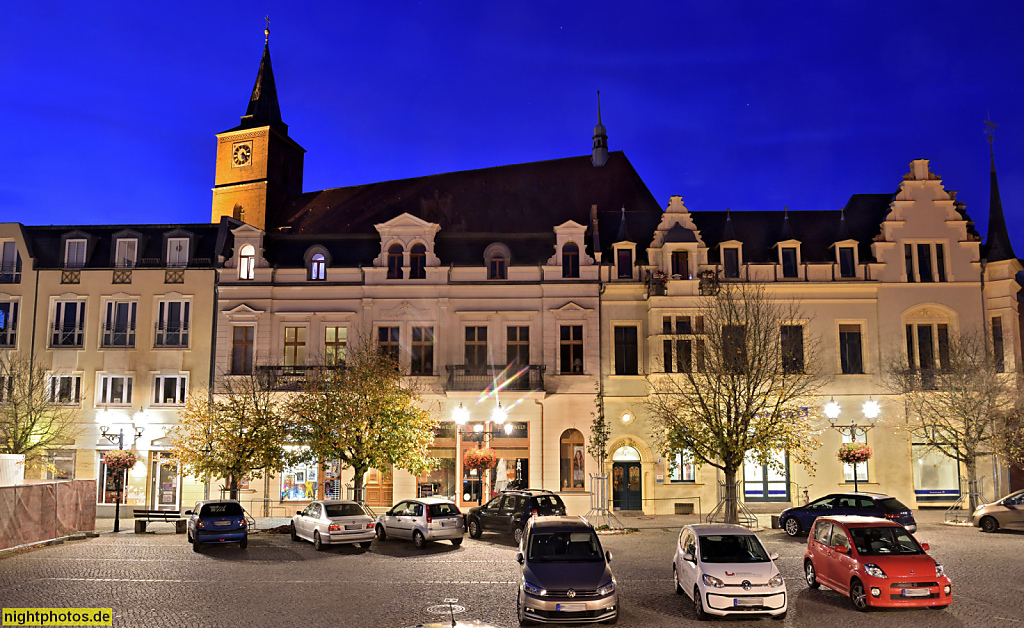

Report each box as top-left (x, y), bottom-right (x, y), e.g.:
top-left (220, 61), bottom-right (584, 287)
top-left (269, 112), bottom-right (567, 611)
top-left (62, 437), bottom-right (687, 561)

top-left (838, 247), bottom-right (855, 278)
top-left (661, 315), bottom-right (699, 373)
top-left (506, 326), bottom-right (530, 366)
top-left (411, 326), bottom-right (434, 375)
top-left (231, 325), bottom-right (254, 374)
top-left (153, 374), bottom-right (188, 405)
top-left (993, 316), bottom-right (1005, 372)
top-left (284, 326), bottom-right (307, 371)
top-left (671, 250), bottom-right (690, 278)
top-left (98, 374), bottom-right (133, 405)
top-left (904, 243), bottom-right (915, 282)
top-left (1, 241), bottom-right (21, 283)
top-left (906, 323), bottom-right (950, 373)
top-left (115, 239), bottom-right (137, 268)
top-left (378, 326), bottom-right (400, 363)
top-left (45, 450), bottom-right (76, 480)
top-left (917, 243), bottom-right (933, 282)
top-left (465, 326), bottom-right (488, 370)
top-left (52, 301), bottom-right (85, 347)
top-left (64, 239), bottom-right (86, 268)
top-left (936, 243), bottom-right (947, 282)
top-left (781, 247), bottom-right (798, 278)
top-left (722, 324), bottom-right (746, 373)
top-left (560, 325), bottom-right (584, 373)
top-left (324, 326), bottom-right (347, 364)
top-left (613, 326), bottom-right (639, 375)
top-left (167, 237), bottom-right (189, 268)
top-left (616, 249), bottom-right (633, 279)
top-left (723, 248), bottom-right (739, 278)
top-left (156, 300), bottom-right (190, 347)
top-left (781, 324), bottom-right (804, 374)
top-left (48, 375), bottom-right (81, 404)
top-left (102, 301), bottom-right (137, 347)
top-left (0, 301), bottom-right (17, 347)
top-left (839, 324), bottom-right (863, 374)
top-left (670, 451), bottom-right (696, 482)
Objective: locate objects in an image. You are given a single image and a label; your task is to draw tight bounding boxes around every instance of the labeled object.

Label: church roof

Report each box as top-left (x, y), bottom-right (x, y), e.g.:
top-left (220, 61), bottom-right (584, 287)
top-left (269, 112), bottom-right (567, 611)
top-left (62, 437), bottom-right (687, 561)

top-left (983, 153), bottom-right (1016, 262)
top-left (226, 41), bottom-right (287, 134)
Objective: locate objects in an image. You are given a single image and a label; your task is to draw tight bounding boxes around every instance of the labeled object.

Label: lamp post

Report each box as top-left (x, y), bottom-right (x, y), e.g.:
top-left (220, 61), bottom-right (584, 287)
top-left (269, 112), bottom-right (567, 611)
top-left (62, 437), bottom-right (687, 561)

top-left (452, 401), bottom-right (512, 505)
top-left (824, 397), bottom-right (880, 493)
top-left (100, 424), bottom-right (145, 533)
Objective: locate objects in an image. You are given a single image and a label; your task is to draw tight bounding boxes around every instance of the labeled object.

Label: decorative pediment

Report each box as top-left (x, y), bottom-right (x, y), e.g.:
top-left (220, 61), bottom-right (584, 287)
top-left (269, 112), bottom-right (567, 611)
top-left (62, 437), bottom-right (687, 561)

top-left (380, 300), bottom-right (433, 320)
top-left (223, 303), bottom-right (264, 322)
top-left (374, 212), bottom-right (442, 268)
top-left (550, 301), bottom-right (594, 313)
top-left (548, 220), bottom-right (592, 266)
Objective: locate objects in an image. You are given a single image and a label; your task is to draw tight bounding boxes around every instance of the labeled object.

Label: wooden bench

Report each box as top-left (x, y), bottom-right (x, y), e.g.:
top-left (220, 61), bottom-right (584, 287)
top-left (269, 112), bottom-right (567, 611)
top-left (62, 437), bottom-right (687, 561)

top-left (133, 509), bottom-right (187, 534)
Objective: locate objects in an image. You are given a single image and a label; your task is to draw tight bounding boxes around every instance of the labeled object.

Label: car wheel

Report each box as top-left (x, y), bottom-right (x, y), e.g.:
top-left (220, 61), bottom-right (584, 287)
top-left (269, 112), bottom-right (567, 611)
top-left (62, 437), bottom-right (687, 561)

top-left (850, 579), bottom-right (869, 611)
top-left (413, 530), bottom-right (426, 549)
top-left (804, 560), bottom-right (820, 589)
top-left (468, 518), bottom-right (482, 539)
top-left (693, 587), bottom-right (708, 621)
top-left (673, 564), bottom-right (684, 595)
top-left (187, 530), bottom-right (193, 543)
top-left (359, 541), bottom-right (373, 549)
top-left (239, 536), bottom-right (247, 549)
top-left (451, 537), bottom-right (463, 547)
top-left (513, 525), bottom-right (525, 547)
top-left (376, 524), bottom-right (387, 541)
top-left (290, 523), bottom-right (298, 542)
top-left (517, 591), bottom-right (532, 626)
top-left (313, 531), bottom-right (324, 551)
top-left (783, 517), bottom-right (802, 537)
top-left (191, 538), bottom-right (200, 553)
top-left (980, 516), bottom-right (1000, 533)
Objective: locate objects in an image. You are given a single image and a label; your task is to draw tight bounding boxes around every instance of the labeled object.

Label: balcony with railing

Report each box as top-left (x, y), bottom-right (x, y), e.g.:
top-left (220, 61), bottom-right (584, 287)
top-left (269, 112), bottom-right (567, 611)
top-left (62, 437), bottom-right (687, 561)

top-left (101, 324), bottom-right (136, 348)
top-left (253, 365), bottom-right (346, 391)
top-left (445, 364), bottom-right (545, 392)
top-left (51, 325), bottom-right (84, 348)
top-left (0, 262), bottom-right (21, 284)
top-left (154, 323), bottom-right (189, 348)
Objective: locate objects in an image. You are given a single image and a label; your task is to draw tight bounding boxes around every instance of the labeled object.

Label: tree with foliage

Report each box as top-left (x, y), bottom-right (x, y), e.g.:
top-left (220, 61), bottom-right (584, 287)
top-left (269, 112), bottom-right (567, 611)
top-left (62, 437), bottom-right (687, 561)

top-left (645, 283), bottom-right (828, 523)
top-left (885, 329), bottom-right (1024, 509)
top-left (171, 368), bottom-right (290, 500)
top-left (0, 354), bottom-right (80, 459)
top-left (288, 341), bottom-right (438, 501)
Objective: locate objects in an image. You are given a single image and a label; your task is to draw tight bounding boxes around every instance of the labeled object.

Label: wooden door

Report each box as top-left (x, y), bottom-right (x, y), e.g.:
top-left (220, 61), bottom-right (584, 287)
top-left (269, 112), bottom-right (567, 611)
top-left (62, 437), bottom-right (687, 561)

top-left (365, 466), bottom-right (394, 507)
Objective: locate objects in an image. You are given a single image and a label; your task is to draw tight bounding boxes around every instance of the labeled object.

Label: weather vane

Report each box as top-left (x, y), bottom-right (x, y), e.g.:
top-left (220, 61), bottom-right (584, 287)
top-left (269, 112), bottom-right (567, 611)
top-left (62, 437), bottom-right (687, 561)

top-left (984, 115), bottom-right (997, 154)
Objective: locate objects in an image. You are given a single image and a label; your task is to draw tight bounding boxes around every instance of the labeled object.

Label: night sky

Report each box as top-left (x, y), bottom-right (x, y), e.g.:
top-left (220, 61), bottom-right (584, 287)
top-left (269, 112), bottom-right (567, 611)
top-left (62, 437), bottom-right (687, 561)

top-left (3, 2), bottom-right (1023, 250)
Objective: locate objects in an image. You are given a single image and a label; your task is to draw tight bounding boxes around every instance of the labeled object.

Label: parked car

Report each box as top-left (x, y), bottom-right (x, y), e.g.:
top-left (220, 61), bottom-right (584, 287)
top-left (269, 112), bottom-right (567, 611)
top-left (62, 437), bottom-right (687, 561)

top-left (516, 516), bottom-right (618, 625)
top-left (375, 497), bottom-right (465, 548)
top-left (466, 489), bottom-right (566, 545)
top-left (973, 488), bottom-right (1024, 533)
top-left (779, 492), bottom-right (916, 537)
top-left (291, 500), bottom-right (375, 550)
top-left (673, 523), bottom-right (787, 620)
top-left (185, 499), bottom-right (248, 551)
top-left (803, 516), bottom-right (951, 611)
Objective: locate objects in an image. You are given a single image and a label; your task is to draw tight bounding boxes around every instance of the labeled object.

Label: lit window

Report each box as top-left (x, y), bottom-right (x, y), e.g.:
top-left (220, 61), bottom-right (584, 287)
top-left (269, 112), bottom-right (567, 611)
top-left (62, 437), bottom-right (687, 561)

top-left (560, 429), bottom-right (586, 490)
top-left (153, 375), bottom-right (188, 405)
top-left (98, 374), bottom-right (133, 405)
top-left (325, 326), bottom-right (347, 365)
top-left (239, 245), bottom-right (256, 280)
top-left (310, 253), bottom-right (325, 280)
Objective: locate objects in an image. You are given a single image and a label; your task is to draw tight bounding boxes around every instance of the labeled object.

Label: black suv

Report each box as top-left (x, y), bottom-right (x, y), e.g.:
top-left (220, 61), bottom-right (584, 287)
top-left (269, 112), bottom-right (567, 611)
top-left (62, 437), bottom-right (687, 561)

top-left (466, 489), bottom-right (566, 545)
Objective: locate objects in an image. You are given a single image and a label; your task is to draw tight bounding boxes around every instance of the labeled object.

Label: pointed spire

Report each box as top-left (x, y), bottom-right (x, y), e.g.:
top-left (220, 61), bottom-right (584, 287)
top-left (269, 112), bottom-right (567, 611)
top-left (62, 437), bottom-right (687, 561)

top-left (722, 207), bottom-right (736, 241)
top-left (983, 119), bottom-right (1016, 262)
top-left (238, 21), bottom-right (287, 133)
top-left (837, 206), bottom-right (850, 240)
top-left (592, 91), bottom-right (608, 167)
top-left (615, 206), bottom-right (631, 242)
top-left (781, 206), bottom-right (795, 240)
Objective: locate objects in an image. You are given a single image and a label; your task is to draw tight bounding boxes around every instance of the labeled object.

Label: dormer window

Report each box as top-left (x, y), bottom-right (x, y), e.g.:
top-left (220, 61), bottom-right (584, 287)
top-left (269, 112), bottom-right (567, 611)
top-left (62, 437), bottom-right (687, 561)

top-left (781, 247), bottom-right (798, 278)
top-left (239, 245), bottom-right (256, 280)
top-left (838, 246), bottom-right (855, 278)
top-left (489, 252), bottom-right (507, 280)
top-left (64, 239), bottom-right (86, 268)
top-left (616, 249), bottom-right (633, 279)
top-left (309, 253), bottom-right (325, 280)
top-left (723, 247), bottom-right (740, 278)
top-left (387, 244), bottom-right (404, 279)
top-left (410, 244), bottom-right (426, 279)
top-left (671, 250), bottom-right (690, 279)
top-left (562, 243), bottom-right (580, 278)
top-left (167, 238), bottom-right (189, 268)
top-left (115, 239), bottom-right (137, 268)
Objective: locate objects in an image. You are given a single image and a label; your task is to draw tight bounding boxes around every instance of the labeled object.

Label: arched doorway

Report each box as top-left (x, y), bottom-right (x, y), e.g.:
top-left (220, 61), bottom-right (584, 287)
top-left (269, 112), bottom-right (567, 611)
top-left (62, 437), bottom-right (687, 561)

top-left (612, 446), bottom-right (642, 511)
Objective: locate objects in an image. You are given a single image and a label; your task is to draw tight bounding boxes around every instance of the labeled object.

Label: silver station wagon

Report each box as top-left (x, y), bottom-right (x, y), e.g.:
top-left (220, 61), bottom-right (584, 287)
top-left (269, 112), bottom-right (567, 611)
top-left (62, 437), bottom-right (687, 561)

top-left (375, 497), bottom-right (465, 548)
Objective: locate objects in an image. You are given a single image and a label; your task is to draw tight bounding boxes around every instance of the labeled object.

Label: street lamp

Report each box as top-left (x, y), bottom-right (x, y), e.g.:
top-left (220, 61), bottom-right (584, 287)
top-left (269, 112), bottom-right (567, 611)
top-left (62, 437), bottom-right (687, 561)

top-left (824, 397), bottom-right (880, 493)
top-left (100, 424), bottom-right (145, 533)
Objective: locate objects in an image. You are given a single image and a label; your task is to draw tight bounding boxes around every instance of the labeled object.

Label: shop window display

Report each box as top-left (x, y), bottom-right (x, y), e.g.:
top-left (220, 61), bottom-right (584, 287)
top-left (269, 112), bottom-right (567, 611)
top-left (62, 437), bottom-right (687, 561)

top-left (281, 462), bottom-right (319, 501)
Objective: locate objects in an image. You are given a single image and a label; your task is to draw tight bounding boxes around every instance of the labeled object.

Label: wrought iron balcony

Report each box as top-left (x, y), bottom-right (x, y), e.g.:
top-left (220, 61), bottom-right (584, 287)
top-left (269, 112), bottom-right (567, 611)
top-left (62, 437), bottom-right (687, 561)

top-left (101, 324), bottom-right (136, 348)
top-left (50, 325), bottom-right (84, 347)
top-left (0, 262), bottom-right (21, 284)
top-left (445, 364), bottom-right (545, 392)
top-left (154, 323), bottom-right (189, 347)
top-left (254, 364), bottom-right (346, 391)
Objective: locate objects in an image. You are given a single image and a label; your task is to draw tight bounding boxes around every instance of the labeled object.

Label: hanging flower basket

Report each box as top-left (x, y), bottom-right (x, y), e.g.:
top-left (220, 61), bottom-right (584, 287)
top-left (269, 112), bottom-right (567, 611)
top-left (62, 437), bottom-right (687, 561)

top-left (836, 442), bottom-right (872, 464)
top-left (464, 447), bottom-right (498, 471)
top-left (103, 449), bottom-right (138, 473)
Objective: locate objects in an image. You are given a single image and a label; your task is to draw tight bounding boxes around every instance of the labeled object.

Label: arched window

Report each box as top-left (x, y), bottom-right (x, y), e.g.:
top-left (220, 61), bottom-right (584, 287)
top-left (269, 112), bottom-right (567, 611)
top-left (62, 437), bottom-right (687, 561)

top-left (562, 242), bottom-right (580, 278)
top-left (560, 429), bottom-right (586, 490)
top-left (488, 252), bottom-right (506, 280)
top-left (409, 244), bottom-right (426, 279)
top-left (239, 244), bottom-right (255, 280)
top-left (309, 253), bottom-right (326, 280)
top-left (387, 244), bottom-right (404, 279)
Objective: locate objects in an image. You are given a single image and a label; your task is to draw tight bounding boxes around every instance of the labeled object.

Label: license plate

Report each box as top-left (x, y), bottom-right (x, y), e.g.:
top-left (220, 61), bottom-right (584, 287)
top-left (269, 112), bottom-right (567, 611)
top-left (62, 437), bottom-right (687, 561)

top-left (556, 603), bottom-right (586, 612)
top-left (902, 588), bottom-right (931, 597)
top-left (734, 598), bottom-right (763, 607)
top-left (214, 521), bottom-right (232, 526)
top-left (344, 524), bottom-right (362, 530)
top-left (440, 521), bottom-right (451, 527)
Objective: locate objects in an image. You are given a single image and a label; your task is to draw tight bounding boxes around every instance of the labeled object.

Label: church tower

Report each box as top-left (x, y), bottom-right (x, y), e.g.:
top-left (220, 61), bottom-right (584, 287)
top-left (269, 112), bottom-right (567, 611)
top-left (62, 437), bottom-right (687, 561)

top-left (592, 91), bottom-right (608, 167)
top-left (211, 25), bottom-right (305, 229)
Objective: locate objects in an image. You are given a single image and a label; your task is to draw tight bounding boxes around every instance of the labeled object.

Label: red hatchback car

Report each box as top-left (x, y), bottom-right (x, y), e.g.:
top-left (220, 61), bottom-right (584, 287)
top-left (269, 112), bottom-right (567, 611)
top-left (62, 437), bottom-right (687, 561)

top-left (803, 516), bottom-right (951, 612)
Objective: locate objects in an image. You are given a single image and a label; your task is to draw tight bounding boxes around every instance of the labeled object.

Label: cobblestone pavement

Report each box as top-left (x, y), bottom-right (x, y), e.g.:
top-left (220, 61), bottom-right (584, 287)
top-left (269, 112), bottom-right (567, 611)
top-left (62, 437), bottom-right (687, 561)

top-left (1, 509), bottom-right (1021, 627)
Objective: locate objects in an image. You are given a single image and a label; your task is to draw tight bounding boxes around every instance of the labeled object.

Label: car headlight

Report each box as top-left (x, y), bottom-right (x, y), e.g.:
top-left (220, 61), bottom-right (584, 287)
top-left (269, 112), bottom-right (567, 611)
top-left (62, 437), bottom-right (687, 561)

top-left (596, 580), bottom-right (616, 596)
top-left (523, 581), bottom-right (547, 596)
top-left (935, 562), bottom-right (945, 578)
top-left (863, 563), bottom-right (887, 579)
top-left (767, 573), bottom-right (784, 588)
top-left (702, 574), bottom-right (725, 588)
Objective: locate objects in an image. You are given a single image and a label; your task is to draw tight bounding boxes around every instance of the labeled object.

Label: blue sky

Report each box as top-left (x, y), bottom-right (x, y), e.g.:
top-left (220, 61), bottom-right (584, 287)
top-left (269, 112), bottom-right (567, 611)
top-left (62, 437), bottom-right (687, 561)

top-left (2, 2), bottom-right (1022, 250)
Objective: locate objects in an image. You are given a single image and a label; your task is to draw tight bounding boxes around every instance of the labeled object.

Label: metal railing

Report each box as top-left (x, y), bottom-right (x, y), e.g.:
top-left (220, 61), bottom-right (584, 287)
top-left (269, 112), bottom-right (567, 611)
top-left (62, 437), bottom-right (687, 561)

top-left (154, 323), bottom-right (189, 347)
top-left (0, 262), bottom-right (21, 284)
top-left (254, 365), bottom-right (347, 391)
top-left (445, 364), bottom-right (545, 392)
top-left (944, 477), bottom-right (984, 524)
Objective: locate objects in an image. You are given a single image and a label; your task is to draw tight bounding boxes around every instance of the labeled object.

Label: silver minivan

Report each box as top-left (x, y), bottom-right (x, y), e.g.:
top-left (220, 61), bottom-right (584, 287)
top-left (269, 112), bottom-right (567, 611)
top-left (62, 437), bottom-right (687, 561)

top-left (375, 497), bottom-right (465, 548)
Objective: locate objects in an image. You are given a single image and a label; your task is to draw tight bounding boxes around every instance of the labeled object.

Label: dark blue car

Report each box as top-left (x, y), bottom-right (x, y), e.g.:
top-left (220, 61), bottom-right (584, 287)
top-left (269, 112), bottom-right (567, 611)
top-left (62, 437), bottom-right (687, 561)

top-left (186, 499), bottom-right (248, 551)
top-left (779, 492), bottom-right (916, 537)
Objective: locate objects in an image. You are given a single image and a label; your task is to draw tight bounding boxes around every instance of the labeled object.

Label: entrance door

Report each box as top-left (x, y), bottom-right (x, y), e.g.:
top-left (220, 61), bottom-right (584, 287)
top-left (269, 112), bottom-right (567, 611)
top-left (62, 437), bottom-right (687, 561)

top-left (743, 451), bottom-right (790, 502)
top-left (364, 466), bottom-right (394, 508)
top-left (612, 462), bottom-right (642, 510)
top-left (149, 452), bottom-right (180, 511)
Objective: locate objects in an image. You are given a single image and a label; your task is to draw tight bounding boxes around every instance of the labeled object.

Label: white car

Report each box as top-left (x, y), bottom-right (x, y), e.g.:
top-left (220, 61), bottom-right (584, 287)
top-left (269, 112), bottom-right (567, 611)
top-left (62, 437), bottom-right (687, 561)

top-left (290, 500), bottom-right (376, 551)
top-left (673, 523), bottom-right (787, 620)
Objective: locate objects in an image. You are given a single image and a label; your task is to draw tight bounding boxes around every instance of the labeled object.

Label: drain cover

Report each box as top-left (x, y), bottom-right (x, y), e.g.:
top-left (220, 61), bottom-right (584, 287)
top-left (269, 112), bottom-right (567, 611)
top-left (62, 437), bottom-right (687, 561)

top-left (425, 604), bottom-right (466, 615)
